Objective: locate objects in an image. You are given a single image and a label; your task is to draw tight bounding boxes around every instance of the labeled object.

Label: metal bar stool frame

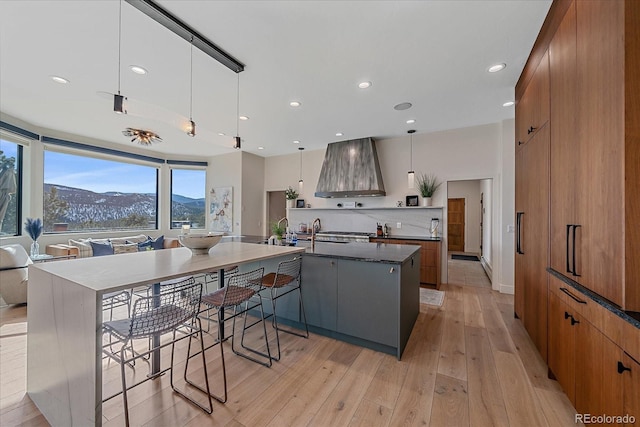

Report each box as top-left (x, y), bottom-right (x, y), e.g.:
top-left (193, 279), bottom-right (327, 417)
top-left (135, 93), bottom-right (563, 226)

top-left (258, 256), bottom-right (309, 361)
top-left (184, 267), bottom-right (271, 404)
top-left (197, 266), bottom-right (239, 333)
top-left (102, 277), bottom-right (213, 427)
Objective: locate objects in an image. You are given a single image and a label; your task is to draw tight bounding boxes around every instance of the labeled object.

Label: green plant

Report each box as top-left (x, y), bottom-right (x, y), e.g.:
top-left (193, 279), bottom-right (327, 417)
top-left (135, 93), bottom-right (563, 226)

top-left (416, 173), bottom-right (441, 198)
top-left (284, 186), bottom-right (299, 200)
top-left (271, 222), bottom-right (285, 239)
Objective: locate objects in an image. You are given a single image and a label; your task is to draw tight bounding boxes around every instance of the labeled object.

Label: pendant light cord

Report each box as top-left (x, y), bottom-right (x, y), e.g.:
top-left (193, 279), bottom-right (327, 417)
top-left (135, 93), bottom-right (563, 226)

top-left (189, 36), bottom-right (193, 120)
top-left (236, 73), bottom-right (240, 137)
top-left (117, 0), bottom-right (122, 95)
top-left (410, 133), bottom-right (413, 171)
top-left (300, 149), bottom-right (303, 181)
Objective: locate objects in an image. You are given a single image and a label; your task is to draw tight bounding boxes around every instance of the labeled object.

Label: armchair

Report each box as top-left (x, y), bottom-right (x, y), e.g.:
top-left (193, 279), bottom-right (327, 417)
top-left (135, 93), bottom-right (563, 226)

top-left (0, 244), bottom-right (31, 304)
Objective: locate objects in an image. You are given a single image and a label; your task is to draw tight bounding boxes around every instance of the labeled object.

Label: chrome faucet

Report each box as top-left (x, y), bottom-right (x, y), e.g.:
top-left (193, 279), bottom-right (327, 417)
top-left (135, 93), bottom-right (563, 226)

top-left (311, 218), bottom-right (321, 250)
top-left (277, 217), bottom-right (289, 232)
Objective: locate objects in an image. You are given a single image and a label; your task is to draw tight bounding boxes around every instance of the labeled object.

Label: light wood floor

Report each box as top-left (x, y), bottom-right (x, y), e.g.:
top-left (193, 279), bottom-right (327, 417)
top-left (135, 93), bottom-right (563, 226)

top-left (1, 281), bottom-right (581, 426)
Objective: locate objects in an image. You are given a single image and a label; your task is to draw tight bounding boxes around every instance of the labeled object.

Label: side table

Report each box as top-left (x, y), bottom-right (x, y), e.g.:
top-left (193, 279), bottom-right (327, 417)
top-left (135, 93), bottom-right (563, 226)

top-left (30, 254), bottom-right (77, 263)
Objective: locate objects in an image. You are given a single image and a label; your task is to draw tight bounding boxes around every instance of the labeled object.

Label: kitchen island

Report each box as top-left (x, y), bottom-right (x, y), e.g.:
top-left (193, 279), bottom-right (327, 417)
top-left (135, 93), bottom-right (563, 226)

top-left (26, 242), bottom-right (304, 427)
top-left (258, 241), bottom-right (421, 360)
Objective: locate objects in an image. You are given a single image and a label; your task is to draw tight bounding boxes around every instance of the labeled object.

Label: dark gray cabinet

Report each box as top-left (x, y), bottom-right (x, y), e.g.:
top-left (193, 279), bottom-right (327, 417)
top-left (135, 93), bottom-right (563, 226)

top-left (336, 260), bottom-right (398, 347)
top-left (301, 256), bottom-right (337, 330)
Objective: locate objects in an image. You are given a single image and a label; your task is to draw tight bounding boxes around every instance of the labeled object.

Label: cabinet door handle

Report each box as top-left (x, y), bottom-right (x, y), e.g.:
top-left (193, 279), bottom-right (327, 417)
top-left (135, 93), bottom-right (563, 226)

top-left (564, 311), bottom-right (572, 320)
top-left (389, 267), bottom-right (395, 273)
top-left (560, 287), bottom-right (587, 304)
top-left (518, 140), bottom-right (524, 146)
top-left (618, 361), bottom-right (631, 374)
top-left (527, 126), bottom-right (537, 134)
top-left (566, 224), bottom-right (572, 274)
top-left (516, 212), bottom-right (525, 255)
top-left (570, 316), bottom-right (580, 325)
top-left (572, 225), bottom-right (581, 277)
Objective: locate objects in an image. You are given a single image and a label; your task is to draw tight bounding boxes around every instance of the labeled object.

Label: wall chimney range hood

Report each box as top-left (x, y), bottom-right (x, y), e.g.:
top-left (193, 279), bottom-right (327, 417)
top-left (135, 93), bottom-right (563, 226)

top-left (315, 137), bottom-right (386, 198)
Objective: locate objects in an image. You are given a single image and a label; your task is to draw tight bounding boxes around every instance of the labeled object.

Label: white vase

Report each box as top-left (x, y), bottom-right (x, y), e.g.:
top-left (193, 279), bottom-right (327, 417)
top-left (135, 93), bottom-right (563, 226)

top-left (287, 199), bottom-right (295, 208)
top-left (422, 197), bottom-right (432, 207)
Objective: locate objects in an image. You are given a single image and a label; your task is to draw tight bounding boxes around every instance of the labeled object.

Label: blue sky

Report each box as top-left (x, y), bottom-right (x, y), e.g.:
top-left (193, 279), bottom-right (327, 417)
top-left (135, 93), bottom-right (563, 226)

top-left (43, 150), bottom-right (205, 199)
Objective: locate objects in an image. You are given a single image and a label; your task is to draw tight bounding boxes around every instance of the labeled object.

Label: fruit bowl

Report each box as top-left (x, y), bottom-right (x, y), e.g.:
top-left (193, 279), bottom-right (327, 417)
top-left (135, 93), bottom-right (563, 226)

top-left (178, 232), bottom-right (224, 255)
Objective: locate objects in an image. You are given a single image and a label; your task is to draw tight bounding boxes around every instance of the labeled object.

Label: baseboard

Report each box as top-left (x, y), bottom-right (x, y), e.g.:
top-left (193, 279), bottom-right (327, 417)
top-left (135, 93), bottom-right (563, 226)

top-left (480, 257), bottom-right (492, 282)
top-left (500, 283), bottom-right (515, 294)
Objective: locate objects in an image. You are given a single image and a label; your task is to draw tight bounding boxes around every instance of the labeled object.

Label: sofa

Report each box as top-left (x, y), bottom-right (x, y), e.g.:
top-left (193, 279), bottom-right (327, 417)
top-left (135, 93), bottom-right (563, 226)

top-left (0, 244), bottom-right (31, 304)
top-left (67, 234), bottom-right (180, 258)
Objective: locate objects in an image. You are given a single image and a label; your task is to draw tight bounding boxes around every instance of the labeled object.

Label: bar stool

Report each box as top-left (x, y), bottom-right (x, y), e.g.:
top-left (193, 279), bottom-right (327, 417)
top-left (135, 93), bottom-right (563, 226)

top-left (185, 267), bottom-right (270, 404)
top-left (259, 257), bottom-right (308, 361)
top-left (102, 277), bottom-right (213, 427)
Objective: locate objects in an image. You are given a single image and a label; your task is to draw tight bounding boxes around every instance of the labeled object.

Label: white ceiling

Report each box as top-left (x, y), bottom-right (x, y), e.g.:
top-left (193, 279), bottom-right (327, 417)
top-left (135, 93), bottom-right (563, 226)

top-left (0, 0), bottom-right (551, 159)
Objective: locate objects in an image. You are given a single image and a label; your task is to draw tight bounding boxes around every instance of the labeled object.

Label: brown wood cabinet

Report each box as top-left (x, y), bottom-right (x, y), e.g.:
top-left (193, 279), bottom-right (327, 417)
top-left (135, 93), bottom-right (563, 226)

top-left (515, 55), bottom-right (550, 361)
top-left (547, 0), bottom-right (640, 310)
top-left (370, 238), bottom-right (441, 288)
top-left (623, 353), bottom-right (640, 426)
top-left (516, 51), bottom-right (550, 151)
top-left (548, 291), bottom-right (576, 403)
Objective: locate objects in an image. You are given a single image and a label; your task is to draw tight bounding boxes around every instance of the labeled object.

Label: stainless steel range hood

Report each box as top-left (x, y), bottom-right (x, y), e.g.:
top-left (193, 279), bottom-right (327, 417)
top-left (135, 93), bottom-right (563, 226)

top-left (315, 137), bottom-right (386, 198)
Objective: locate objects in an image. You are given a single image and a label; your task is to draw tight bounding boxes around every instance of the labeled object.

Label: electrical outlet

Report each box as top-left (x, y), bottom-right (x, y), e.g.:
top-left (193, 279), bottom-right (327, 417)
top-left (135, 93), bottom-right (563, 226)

top-left (507, 225), bottom-right (515, 233)
top-left (396, 222), bottom-right (402, 229)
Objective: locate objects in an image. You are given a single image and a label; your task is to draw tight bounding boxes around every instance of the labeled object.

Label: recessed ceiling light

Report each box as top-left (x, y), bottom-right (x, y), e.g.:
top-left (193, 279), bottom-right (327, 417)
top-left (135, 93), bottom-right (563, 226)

top-left (358, 81), bottom-right (372, 89)
top-left (503, 101), bottom-right (515, 107)
top-left (289, 101), bottom-right (301, 107)
top-left (130, 65), bottom-right (147, 75)
top-left (258, 146), bottom-right (264, 150)
top-left (488, 63), bottom-right (506, 73)
top-left (239, 116), bottom-right (249, 121)
top-left (50, 75), bottom-right (69, 84)
top-left (218, 132), bottom-right (226, 136)
top-left (293, 140), bottom-right (300, 144)
top-left (336, 132), bottom-right (344, 137)
top-left (406, 119), bottom-right (416, 124)
top-left (394, 102), bottom-right (412, 111)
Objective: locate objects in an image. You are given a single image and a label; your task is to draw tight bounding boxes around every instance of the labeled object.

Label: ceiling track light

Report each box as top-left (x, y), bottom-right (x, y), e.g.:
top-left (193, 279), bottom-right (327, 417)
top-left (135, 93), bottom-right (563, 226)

top-left (114, 0), bottom-right (127, 114)
top-left (408, 129), bottom-right (416, 189)
top-left (187, 36), bottom-right (196, 137)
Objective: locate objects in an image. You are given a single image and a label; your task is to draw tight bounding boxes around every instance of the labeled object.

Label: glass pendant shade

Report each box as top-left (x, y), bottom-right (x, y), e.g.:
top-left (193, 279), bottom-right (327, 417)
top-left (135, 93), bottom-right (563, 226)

top-left (187, 120), bottom-right (196, 137)
top-left (408, 170), bottom-right (415, 189)
top-left (114, 94), bottom-right (125, 114)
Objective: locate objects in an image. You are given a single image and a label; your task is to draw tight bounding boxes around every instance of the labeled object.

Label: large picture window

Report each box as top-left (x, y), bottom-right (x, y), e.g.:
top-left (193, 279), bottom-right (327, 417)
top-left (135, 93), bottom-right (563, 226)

top-left (43, 150), bottom-right (158, 233)
top-left (170, 168), bottom-right (206, 229)
top-left (0, 139), bottom-right (22, 236)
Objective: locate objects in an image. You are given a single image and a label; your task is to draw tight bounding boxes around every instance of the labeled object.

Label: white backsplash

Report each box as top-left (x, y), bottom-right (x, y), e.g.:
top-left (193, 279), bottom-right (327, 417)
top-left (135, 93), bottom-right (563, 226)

top-left (287, 207), bottom-right (443, 237)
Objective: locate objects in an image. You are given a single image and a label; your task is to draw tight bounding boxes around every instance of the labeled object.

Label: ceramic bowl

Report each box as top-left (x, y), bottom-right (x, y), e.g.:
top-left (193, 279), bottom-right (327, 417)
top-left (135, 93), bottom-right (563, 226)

top-left (178, 232), bottom-right (224, 255)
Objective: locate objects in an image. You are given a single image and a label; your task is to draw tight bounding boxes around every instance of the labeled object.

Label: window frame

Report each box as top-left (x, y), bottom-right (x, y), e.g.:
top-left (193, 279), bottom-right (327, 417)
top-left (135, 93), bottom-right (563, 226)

top-left (0, 133), bottom-right (25, 237)
top-left (169, 166), bottom-right (207, 230)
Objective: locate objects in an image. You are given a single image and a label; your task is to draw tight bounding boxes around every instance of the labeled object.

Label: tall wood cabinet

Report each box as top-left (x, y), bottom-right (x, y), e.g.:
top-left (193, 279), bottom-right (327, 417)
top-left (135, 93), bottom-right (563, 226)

top-left (548, 0), bottom-right (640, 311)
top-left (514, 52), bottom-right (550, 361)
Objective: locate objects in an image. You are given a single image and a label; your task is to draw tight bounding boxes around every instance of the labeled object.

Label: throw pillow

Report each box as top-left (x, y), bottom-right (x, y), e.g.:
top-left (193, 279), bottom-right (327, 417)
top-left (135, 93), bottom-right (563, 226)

top-left (136, 239), bottom-right (154, 251)
top-left (112, 243), bottom-right (138, 255)
top-left (90, 240), bottom-right (114, 257)
top-left (68, 238), bottom-right (93, 258)
top-left (147, 235), bottom-right (164, 250)
top-left (110, 234), bottom-right (148, 245)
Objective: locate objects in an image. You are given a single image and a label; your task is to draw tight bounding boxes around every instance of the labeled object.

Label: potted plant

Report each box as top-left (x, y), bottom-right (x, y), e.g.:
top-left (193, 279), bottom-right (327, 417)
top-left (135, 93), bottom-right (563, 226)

top-left (416, 173), bottom-right (441, 206)
top-left (271, 222), bottom-right (285, 244)
top-left (284, 186), bottom-right (299, 208)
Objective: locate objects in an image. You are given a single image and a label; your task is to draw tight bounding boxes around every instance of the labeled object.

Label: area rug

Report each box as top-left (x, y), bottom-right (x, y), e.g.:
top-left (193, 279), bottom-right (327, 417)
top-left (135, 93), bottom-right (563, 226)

top-left (420, 288), bottom-right (445, 307)
top-left (451, 254), bottom-right (479, 262)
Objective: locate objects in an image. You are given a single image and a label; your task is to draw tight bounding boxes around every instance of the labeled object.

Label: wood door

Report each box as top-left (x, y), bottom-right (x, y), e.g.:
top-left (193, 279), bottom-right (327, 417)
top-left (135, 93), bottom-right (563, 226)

top-left (622, 353), bottom-right (640, 427)
top-left (522, 124), bottom-right (550, 362)
top-left (549, 1), bottom-right (577, 276)
top-left (548, 289), bottom-right (576, 404)
top-left (575, 316), bottom-right (624, 419)
top-left (575, 0), bottom-right (624, 305)
top-left (447, 198), bottom-right (465, 252)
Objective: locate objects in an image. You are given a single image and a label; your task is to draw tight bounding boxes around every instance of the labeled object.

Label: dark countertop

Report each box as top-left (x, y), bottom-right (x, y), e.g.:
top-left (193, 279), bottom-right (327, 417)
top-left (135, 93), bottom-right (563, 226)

top-left (221, 235), bottom-right (269, 244)
top-left (370, 235), bottom-right (441, 242)
top-left (548, 268), bottom-right (640, 329)
top-left (299, 241), bottom-right (420, 264)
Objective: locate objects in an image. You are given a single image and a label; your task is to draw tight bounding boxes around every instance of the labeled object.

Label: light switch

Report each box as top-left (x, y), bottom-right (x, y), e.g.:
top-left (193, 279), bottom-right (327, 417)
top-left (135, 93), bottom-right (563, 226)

top-left (507, 225), bottom-right (515, 233)
top-left (396, 222), bottom-right (402, 229)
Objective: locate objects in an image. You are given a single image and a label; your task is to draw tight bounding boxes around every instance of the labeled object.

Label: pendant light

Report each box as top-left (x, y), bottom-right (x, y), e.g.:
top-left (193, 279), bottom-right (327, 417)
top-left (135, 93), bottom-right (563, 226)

top-left (298, 147), bottom-right (305, 193)
top-left (233, 73), bottom-right (241, 149)
top-left (113, 0), bottom-right (126, 114)
top-left (407, 129), bottom-right (416, 188)
top-left (186, 36), bottom-right (196, 137)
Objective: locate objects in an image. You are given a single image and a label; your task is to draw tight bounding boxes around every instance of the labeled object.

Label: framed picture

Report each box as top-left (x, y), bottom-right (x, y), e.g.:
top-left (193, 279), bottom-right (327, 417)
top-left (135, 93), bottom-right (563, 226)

top-left (296, 199), bottom-right (305, 208)
top-left (406, 195), bottom-right (419, 207)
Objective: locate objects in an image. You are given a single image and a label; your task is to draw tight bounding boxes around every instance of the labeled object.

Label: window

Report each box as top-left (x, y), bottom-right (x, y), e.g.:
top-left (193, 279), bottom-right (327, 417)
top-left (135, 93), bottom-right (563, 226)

top-left (43, 150), bottom-right (158, 233)
top-left (170, 168), bottom-right (206, 229)
top-left (0, 139), bottom-right (22, 236)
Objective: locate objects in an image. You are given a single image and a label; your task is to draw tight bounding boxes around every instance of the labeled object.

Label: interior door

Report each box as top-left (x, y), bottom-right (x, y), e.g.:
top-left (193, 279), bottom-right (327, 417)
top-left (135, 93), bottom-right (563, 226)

top-left (447, 198), bottom-right (465, 252)
top-left (267, 190), bottom-right (286, 234)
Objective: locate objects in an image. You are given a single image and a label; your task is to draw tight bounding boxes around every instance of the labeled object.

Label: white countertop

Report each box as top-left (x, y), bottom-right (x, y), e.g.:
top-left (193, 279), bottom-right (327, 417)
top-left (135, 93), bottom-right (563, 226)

top-left (29, 242), bottom-right (304, 294)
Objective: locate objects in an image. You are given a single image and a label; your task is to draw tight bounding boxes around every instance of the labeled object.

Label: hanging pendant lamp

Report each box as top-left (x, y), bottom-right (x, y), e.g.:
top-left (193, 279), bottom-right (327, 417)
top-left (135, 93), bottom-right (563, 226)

top-left (407, 129), bottom-right (416, 188)
top-left (114, 0), bottom-right (127, 114)
top-left (298, 147), bottom-right (305, 193)
top-left (233, 73), bottom-right (241, 149)
top-left (186, 36), bottom-right (196, 137)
